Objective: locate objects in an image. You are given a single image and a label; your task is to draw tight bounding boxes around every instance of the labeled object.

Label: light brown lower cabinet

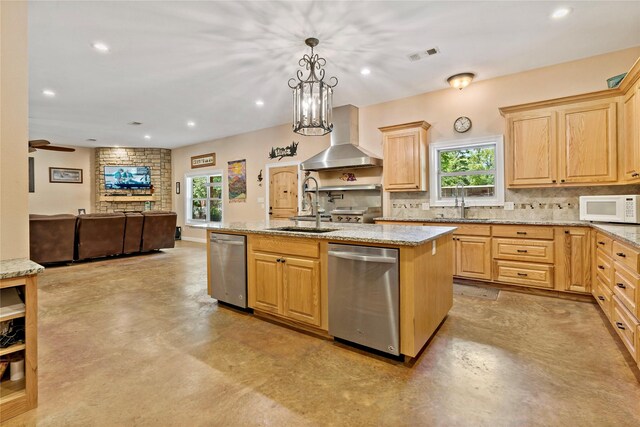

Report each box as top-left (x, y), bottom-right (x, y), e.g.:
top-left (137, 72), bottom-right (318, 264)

top-left (454, 236), bottom-right (492, 280)
top-left (248, 241), bottom-right (321, 328)
top-left (557, 227), bottom-right (592, 293)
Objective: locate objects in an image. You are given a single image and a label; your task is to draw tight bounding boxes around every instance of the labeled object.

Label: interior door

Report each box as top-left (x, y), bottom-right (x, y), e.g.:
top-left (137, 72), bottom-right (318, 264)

top-left (269, 166), bottom-right (298, 219)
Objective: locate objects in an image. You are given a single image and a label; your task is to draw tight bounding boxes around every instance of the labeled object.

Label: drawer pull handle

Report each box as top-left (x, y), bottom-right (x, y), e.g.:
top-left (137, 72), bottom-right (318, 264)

top-left (597, 296), bottom-right (605, 301)
top-left (516, 231), bottom-right (527, 235)
top-left (597, 265), bottom-right (605, 270)
top-left (597, 241), bottom-right (605, 245)
top-left (616, 252), bottom-right (627, 258)
top-left (615, 322), bottom-right (626, 330)
top-left (517, 272), bottom-right (528, 277)
top-left (516, 249), bottom-right (528, 253)
top-left (616, 283), bottom-right (626, 289)
top-left (633, 172), bottom-right (640, 178)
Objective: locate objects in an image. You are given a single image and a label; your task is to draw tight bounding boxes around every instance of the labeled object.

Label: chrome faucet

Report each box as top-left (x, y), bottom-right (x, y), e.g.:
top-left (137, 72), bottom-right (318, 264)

top-left (454, 183), bottom-right (466, 219)
top-left (303, 176), bottom-right (321, 228)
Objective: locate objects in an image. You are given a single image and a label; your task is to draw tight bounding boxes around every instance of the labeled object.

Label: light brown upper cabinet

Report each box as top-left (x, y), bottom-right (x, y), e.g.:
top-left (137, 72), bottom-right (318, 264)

top-left (379, 121), bottom-right (430, 191)
top-left (623, 80), bottom-right (640, 182)
top-left (500, 56), bottom-right (640, 189)
top-left (557, 100), bottom-right (617, 184)
top-left (507, 111), bottom-right (557, 186)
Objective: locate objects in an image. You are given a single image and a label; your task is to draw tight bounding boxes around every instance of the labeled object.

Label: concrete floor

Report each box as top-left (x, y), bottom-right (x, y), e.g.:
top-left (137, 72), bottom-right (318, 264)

top-left (4, 241), bottom-right (640, 426)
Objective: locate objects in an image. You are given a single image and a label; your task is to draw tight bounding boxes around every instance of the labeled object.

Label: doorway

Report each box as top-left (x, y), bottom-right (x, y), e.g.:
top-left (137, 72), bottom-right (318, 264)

top-left (268, 165), bottom-right (299, 219)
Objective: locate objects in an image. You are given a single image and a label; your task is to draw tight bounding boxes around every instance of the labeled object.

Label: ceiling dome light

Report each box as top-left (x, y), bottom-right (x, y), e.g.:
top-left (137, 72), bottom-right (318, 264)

top-left (360, 68), bottom-right (371, 76)
top-left (447, 73), bottom-right (475, 90)
top-left (144, 135), bottom-right (151, 140)
top-left (42, 89), bottom-right (56, 97)
top-left (91, 42), bottom-right (110, 53)
top-left (551, 7), bottom-right (571, 19)
top-left (255, 100), bottom-right (264, 107)
top-left (288, 37), bottom-right (338, 136)
top-left (187, 121), bottom-right (196, 127)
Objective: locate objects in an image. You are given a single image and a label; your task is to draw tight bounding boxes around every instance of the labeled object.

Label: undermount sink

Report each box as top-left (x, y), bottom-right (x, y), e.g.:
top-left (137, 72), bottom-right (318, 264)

top-left (268, 226), bottom-right (339, 233)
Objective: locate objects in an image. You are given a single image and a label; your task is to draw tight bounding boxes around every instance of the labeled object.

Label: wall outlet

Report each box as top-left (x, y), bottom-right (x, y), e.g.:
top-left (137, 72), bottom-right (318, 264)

top-left (421, 202), bottom-right (430, 210)
top-left (504, 202), bottom-right (515, 210)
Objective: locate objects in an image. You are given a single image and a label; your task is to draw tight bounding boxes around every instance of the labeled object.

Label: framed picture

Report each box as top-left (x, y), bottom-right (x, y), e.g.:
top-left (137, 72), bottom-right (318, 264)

top-left (28, 157), bottom-right (35, 193)
top-left (191, 153), bottom-right (216, 169)
top-left (49, 167), bottom-right (83, 184)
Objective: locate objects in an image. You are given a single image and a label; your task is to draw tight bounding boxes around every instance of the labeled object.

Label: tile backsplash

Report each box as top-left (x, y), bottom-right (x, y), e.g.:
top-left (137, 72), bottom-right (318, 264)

top-left (389, 185), bottom-right (640, 221)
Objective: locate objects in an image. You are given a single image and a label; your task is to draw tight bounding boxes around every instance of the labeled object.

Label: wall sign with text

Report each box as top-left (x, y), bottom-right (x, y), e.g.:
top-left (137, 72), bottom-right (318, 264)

top-left (268, 141), bottom-right (299, 161)
top-left (191, 153), bottom-right (216, 169)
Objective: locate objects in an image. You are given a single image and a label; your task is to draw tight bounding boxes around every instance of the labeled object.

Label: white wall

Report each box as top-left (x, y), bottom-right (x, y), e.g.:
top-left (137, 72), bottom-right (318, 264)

top-left (28, 147), bottom-right (94, 215)
top-left (0, 1), bottom-right (29, 260)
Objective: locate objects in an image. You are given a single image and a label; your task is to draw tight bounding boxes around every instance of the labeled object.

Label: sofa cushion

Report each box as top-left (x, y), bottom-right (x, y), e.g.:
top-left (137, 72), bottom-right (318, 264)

top-left (76, 213), bottom-right (126, 260)
top-left (29, 214), bottom-right (77, 264)
top-left (123, 212), bottom-right (144, 254)
top-left (141, 211), bottom-right (177, 251)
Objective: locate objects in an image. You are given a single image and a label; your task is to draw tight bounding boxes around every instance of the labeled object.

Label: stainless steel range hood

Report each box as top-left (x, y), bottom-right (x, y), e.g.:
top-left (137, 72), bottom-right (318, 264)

top-left (300, 105), bottom-right (383, 171)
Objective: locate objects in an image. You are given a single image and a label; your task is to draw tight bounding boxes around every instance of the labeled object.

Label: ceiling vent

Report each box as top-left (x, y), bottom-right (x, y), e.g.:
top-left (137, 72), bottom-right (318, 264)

top-left (128, 121), bottom-right (143, 126)
top-left (408, 53), bottom-right (421, 62)
top-left (408, 47), bottom-right (439, 62)
top-left (425, 47), bottom-right (439, 56)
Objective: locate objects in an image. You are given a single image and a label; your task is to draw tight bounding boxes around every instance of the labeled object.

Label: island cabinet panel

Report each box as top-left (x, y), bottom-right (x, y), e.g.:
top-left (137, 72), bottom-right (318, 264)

top-left (556, 227), bottom-right (592, 294)
top-left (507, 111), bottom-right (557, 186)
top-left (454, 236), bottom-right (491, 280)
top-left (400, 234), bottom-right (453, 357)
top-left (380, 121), bottom-right (430, 192)
top-left (247, 235), bottom-right (324, 329)
top-left (557, 101), bottom-right (618, 184)
top-left (251, 253), bottom-right (282, 314)
top-left (282, 257), bottom-right (321, 327)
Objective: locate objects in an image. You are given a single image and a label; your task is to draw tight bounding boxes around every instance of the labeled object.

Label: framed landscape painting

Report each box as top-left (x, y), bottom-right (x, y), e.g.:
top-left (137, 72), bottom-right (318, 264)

top-left (49, 167), bottom-right (83, 184)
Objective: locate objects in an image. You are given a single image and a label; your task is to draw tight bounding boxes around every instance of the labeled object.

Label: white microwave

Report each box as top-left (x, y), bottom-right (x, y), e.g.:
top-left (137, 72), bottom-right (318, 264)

top-left (579, 195), bottom-right (640, 224)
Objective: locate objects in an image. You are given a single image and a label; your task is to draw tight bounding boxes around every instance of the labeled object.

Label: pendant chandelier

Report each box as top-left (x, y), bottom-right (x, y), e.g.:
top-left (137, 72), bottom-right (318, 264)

top-left (288, 38), bottom-right (338, 136)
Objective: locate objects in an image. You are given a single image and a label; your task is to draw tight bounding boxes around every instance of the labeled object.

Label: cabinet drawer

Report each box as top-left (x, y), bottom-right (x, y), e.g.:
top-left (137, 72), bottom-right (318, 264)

top-left (494, 260), bottom-right (554, 289)
top-left (593, 277), bottom-right (613, 320)
top-left (595, 232), bottom-right (613, 257)
top-left (612, 240), bottom-right (640, 273)
top-left (613, 263), bottom-right (638, 316)
top-left (250, 235), bottom-right (319, 258)
top-left (492, 238), bottom-right (554, 263)
top-left (422, 223), bottom-right (491, 236)
top-left (492, 225), bottom-right (554, 240)
top-left (595, 251), bottom-right (614, 289)
top-left (612, 296), bottom-right (639, 361)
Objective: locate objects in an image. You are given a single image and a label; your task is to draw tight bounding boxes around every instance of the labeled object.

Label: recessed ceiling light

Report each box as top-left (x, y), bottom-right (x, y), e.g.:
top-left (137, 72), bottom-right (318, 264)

top-left (91, 42), bottom-right (110, 53)
top-left (255, 100), bottom-right (264, 107)
top-left (42, 89), bottom-right (56, 97)
top-left (551, 7), bottom-right (571, 19)
top-left (360, 68), bottom-right (371, 76)
top-left (187, 121), bottom-right (196, 127)
top-left (144, 135), bottom-right (151, 140)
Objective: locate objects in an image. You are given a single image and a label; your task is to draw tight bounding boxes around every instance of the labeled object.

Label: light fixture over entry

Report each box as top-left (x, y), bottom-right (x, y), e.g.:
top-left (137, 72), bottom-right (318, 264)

top-left (288, 38), bottom-right (338, 136)
top-left (447, 72), bottom-right (475, 90)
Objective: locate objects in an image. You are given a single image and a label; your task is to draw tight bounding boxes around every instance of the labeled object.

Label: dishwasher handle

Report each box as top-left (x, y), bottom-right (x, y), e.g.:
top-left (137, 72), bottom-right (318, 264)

top-left (210, 239), bottom-right (244, 246)
top-left (328, 250), bottom-right (397, 264)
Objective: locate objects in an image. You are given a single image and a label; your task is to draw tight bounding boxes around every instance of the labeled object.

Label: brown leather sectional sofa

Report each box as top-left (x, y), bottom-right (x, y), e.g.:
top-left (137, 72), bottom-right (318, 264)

top-left (29, 211), bottom-right (177, 264)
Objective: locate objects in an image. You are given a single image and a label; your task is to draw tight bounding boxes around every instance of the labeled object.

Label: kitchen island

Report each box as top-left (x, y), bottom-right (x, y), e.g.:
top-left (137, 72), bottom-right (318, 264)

top-left (194, 220), bottom-right (455, 359)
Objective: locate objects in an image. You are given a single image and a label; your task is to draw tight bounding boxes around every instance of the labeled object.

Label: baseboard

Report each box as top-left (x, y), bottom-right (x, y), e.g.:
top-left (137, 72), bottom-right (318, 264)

top-left (180, 236), bottom-right (206, 244)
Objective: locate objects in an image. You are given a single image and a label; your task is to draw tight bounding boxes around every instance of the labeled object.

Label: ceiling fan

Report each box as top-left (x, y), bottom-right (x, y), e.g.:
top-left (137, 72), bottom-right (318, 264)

top-left (28, 139), bottom-right (75, 153)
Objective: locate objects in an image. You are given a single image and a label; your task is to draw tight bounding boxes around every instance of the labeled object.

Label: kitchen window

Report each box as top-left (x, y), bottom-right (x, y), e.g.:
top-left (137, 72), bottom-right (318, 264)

top-left (429, 136), bottom-right (504, 206)
top-left (185, 172), bottom-right (223, 223)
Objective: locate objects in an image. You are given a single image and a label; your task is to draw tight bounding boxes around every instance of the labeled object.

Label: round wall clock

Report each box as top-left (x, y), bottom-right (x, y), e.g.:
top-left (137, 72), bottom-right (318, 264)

top-left (454, 116), bottom-right (472, 133)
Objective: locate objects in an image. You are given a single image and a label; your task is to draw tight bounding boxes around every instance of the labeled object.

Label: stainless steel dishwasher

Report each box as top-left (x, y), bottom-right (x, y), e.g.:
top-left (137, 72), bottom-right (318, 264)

top-left (328, 243), bottom-right (400, 355)
top-left (209, 232), bottom-right (247, 309)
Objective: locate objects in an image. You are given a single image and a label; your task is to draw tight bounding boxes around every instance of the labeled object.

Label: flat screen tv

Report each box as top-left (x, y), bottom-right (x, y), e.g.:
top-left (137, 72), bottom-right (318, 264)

top-left (104, 166), bottom-right (151, 190)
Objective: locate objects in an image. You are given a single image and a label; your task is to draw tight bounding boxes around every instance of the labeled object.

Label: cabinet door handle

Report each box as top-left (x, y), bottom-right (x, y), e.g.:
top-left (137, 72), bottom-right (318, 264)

top-left (552, 180), bottom-right (557, 183)
top-left (516, 249), bottom-right (528, 253)
top-left (616, 252), bottom-right (626, 258)
top-left (597, 241), bottom-right (605, 245)
top-left (616, 322), bottom-right (626, 330)
top-left (564, 230), bottom-right (570, 234)
top-left (632, 172), bottom-right (639, 178)
top-left (517, 272), bottom-right (528, 277)
top-left (516, 231), bottom-right (527, 235)
top-left (616, 282), bottom-right (626, 289)
top-left (597, 296), bottom-right (605, 301)
top-left (597, 265), bottom-right (605, 270)
top-left (560, 179), bottom-right (565, 183)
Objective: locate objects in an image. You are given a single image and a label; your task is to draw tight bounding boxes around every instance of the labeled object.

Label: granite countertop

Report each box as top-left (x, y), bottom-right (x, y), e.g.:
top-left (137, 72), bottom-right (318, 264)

top-left (191, 220), bottom-right (456, 246)
top-left (591, 224), bottom-right (640, 248)
top-left (374, 217), bottom-right (589, 226)
top-left (0, 258), bottom-right (44, 280)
